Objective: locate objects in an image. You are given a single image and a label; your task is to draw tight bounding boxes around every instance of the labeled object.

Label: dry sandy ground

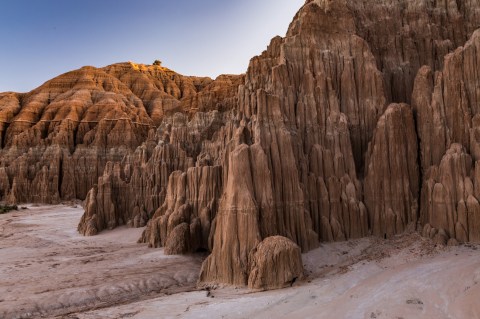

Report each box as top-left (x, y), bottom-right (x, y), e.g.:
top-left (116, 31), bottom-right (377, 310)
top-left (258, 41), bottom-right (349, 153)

top-left (75, 238), bottom-right (480, 319)
top-left (1, 205), bottom-right (480, 319)
top-left (0, 205), bottom-right (204, 319)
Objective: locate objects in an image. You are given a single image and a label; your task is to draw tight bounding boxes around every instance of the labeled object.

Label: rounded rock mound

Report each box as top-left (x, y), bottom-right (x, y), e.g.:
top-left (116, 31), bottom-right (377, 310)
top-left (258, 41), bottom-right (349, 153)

top-left (248, 236), bottom-right (304, 290)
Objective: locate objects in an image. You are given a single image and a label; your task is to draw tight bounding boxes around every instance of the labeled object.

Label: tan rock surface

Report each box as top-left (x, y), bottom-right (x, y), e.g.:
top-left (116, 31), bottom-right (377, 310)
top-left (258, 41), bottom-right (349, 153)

top-left (79, 0), bottom-right (480, 287)
top-left (364, 103), bottom-right (419, 238)
top-left (414, 30), bottom-right (480, 243)
top-left (0, 63), bottom-right (240, 204)
top-left (2, 0), bottom-right (480, 291)
top-left (139, 165), bottom-right (222, 252)
top-left (248, 236), bottom-right (304, 290)
top-left (347, 0), bottom-right (480, 103)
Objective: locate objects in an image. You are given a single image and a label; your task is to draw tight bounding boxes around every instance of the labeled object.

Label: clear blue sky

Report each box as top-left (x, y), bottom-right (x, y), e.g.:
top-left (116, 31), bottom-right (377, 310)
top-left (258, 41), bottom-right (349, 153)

top-left (0, 0), bottom-right (304, 93)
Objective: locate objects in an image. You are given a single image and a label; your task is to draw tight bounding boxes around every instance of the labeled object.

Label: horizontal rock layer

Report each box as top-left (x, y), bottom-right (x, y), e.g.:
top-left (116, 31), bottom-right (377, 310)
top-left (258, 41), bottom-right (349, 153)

top-left (0, 63), bottom-right (242, 203)
top-left (3, 0), bottom-right (480, 289)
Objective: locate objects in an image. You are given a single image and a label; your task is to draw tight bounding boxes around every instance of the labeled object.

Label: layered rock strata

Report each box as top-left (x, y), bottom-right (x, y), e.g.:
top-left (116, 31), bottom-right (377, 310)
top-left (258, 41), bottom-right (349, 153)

top-left (79, 0), bottom-right (480, 286)
top-left (2, 0), bottom-right (480, 290)
top-left (0, 63), bottom-right (240, 204)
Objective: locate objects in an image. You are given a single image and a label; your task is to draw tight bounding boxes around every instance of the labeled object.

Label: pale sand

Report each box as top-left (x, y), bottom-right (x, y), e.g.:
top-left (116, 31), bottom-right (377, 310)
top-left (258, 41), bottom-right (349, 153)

top-left (1, 206), bottom-right (479, 319)
top-left (0, 205), bottom-right (204, 319)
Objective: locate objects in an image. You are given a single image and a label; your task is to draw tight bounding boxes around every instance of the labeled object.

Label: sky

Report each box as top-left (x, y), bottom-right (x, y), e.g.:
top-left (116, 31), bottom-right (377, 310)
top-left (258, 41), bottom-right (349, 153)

top-left (0, 0), bottom-right (305, 93)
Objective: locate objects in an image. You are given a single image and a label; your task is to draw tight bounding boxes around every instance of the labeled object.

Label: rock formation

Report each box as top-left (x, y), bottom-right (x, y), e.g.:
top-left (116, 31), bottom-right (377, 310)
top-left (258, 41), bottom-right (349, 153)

top-left (139, 165), bottom-right (223, 253)
top-left (347, 0), bottom-right (480, 104)
top-left (247, 236), bottom-right (304, 290)
top-left (3, 0), bottom-right (480, 290)
top-left (414, 30), bottom-right (480, 243)
top-left (364, 103), bottom-right (419, 238)
top-left (0, 63), bottom-right (241, 204)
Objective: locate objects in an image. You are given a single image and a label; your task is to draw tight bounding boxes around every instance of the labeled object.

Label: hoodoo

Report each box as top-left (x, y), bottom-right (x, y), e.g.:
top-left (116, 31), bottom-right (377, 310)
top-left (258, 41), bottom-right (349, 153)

top-left (2, 0), bottom-right (480, 289)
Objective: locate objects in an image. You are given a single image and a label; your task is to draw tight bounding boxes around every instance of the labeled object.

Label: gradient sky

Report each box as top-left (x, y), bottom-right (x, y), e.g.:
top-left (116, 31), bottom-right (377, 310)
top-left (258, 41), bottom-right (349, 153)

top-left (0, 0), bottom-right (305, 93)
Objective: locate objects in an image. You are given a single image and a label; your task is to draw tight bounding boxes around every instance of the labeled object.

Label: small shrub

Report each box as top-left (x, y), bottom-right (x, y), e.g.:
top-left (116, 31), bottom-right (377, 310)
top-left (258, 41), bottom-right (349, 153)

top-left (0, 204), bottom-right (18, 214)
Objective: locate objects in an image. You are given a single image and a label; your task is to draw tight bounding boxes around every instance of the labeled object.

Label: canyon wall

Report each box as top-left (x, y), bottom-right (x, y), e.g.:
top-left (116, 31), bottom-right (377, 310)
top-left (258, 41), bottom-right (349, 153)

top-left (2, 0), bottom-right (480, 289)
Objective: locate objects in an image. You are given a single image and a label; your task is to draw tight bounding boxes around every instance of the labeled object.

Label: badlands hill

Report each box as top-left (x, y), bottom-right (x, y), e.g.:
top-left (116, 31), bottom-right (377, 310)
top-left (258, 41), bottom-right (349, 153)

top-left (1, 0), bottom-right (480, 290)
top-left (0, 62), bottom-right (241, 203)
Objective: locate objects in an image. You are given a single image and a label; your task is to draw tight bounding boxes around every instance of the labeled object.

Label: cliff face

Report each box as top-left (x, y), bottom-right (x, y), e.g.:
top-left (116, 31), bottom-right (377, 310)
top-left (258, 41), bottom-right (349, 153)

top-left (413, 30), bottom-right (480, 243)
top-left (3, 0), bottom-right (480, 290)
top-left (347, 0), bottom-right (480, 103)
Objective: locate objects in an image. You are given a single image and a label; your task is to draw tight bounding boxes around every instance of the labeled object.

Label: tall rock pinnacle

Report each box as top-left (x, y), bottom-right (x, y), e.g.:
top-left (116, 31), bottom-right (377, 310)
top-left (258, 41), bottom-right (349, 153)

top-left (1, 0), bottom-right (480, 290)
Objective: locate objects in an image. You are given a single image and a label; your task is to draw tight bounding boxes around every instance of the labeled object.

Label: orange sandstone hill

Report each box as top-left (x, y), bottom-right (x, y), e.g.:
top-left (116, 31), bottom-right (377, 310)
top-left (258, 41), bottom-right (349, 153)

top-left (2, 0), bottom-right (480, 290)
top-left (0, 62), bottom-right (242, 203)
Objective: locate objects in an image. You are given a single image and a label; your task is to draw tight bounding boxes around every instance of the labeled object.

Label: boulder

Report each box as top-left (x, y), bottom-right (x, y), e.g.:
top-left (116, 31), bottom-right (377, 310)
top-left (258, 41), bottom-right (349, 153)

top-left (248, 236), bottom-right (304, 290)
top-left (164, 223), bottom-right (191, 255)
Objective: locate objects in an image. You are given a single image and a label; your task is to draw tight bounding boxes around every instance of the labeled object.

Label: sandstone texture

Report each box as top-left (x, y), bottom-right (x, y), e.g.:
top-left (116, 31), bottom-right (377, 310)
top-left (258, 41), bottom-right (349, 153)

top-left (247, 236), bottom-right (304, 290)
top-left (2, 0), bottom-right (480, 289)
top-left (364, 103), bottom-right (419, 238)
top-left (0, 63), bottom-right (241, 204)
top-left (413, 30), bottom-right (480, 243)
